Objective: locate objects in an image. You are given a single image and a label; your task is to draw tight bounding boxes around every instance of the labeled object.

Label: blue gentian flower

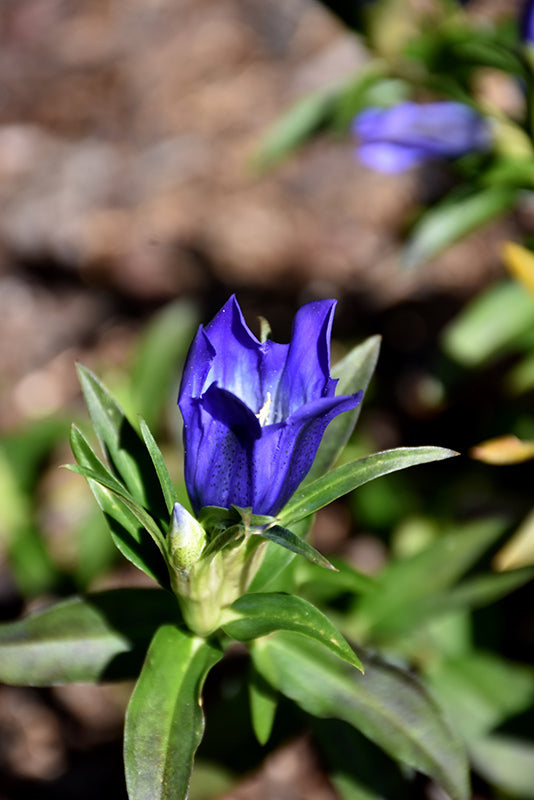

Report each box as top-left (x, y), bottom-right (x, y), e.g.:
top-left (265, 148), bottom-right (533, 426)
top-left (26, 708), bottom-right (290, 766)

top-left (521, 0), bottom-right (534, 43)
top-left (178, 296), bottom-right (362, 516)
top-left (352, 101), bottom-right (491, 173)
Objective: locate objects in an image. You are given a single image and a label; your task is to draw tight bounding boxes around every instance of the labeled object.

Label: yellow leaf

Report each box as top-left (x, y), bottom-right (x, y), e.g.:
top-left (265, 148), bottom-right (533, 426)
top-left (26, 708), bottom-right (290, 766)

top-left (470, 434), bottom-right (534, 465)
top-left (502, 242), bottom-right (534, 297)
top-left (495, 509), bottom-right (534, 570)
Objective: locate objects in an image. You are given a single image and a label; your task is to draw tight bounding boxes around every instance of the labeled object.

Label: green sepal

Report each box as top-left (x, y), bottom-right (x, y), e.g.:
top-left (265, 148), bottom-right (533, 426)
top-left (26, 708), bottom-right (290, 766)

top-left (124, 625), bottom-right (223, 800)
top-left (251, 632), bottom-right (469, 800)
top-left (253, 523), bottom-right (336, 571)
top-left (278, 447), bottom-right (457, 528)
top-left (0, 589), bottom-right (181, 685)
top-left (221, 592), bottom-right (362, 671)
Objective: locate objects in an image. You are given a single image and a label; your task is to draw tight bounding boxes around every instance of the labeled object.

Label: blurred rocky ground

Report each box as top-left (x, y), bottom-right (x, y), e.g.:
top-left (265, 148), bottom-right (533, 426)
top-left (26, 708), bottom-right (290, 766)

top-left (0, 0), bottom-right (522, 429)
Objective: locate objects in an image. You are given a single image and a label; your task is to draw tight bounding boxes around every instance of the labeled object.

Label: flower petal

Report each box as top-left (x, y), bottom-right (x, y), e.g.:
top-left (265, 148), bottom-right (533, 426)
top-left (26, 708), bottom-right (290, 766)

top-left (357, 142), bottom-right (427, 173)
top-left (276, 300), bottom-right (337, 417)
top-left (252, 391), bottom-right (363, 515)
top-left (178, 327), bottom-right (215, 414)
top-left (203, 295), bottom-right (263, 411)
top-left (184, 384), bottom-right (261, 513)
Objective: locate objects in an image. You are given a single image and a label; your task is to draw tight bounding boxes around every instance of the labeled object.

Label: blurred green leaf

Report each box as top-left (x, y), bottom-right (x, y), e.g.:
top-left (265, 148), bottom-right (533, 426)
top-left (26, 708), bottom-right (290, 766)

top-left (252, 633), bottom-right (469, 800)
top-left (248, 663), bottom-right (278, 746)
top-left (76, 364), bottom-right (167, 524)
top-left (442, 279), bottom-right (534, 367)
top-left (403, 187), bottom-right (517, 271)
top-left (253, 89), bottom-right (339, 171)
top-left (222, 592), bottom-right (362, 670)
top-left (130, 299), bottom-right (199, 430)
top-left (306, 335), bottom-right (381, 483)
top-left (0, 589), bottom-right (180, 685)
top-left (278, 447), bottom-right (457, 528)
top-left (124, 624), bottom-right (222, 800)
top-left (253, 65), bottom-right (390, 170)
top-left (427, 652), bottom-right (534, 742)
top-left (356, 518), bottom-right (508, 640)
top-left (470, 734), bottom-right (534, 798)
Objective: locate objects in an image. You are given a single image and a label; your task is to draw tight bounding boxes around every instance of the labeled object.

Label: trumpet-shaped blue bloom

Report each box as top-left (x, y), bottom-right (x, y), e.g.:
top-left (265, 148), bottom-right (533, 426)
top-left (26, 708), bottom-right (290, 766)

top-left (353, 101), bottom-right (490, 173)
top-left (178, 296), bottom-right (362, 516)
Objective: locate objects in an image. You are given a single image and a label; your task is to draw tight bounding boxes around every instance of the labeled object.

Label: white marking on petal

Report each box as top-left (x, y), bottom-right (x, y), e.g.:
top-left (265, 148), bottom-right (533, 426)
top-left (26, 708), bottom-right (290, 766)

top-left (256, 391), bottom-right (272, 426)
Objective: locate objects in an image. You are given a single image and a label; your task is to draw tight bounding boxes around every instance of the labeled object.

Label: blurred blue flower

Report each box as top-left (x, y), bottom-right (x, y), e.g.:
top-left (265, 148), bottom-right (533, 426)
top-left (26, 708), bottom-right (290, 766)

top-left (352, 101), bottom-right (491, 173)
top-left (521, 0), bottom-right (534, 43)
top-left (178, 296), bottom-right (362, 516)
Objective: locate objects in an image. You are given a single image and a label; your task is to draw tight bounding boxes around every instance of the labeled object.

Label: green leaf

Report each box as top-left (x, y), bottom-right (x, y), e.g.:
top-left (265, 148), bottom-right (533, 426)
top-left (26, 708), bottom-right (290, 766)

top-left (442, 279), bottom-right (534, 367)
top-left (124, 625), bottom-right (222, 800)
top-left (426, 651), bottom-right (534, 742)
top-left (67, 464), bottom-right (167, 557)
top-left (356, 518), bottom-right (508, 640)
top-left (221, 592), bottom-right (362, 670)
top-left (402, 187), bottom-right (517, 270)
top-left (70, 425), bottom-right (168, 585)
top-left (252, 633), bottom-right (469, 800)
top-left (139, 418), bottom-right (178, 515)
top-left (306, 335), bottom-right (381, 483)
top-left (278, 447), bottom-right (457, 528)
top-left (247, 517), bottom-right (311, 593)
top-left (253, 89), bottom-right (339, 171)
top-left (254, 524), bottom-right (336, 571)
top-left (76, 364), bottom-right (167, 522)
top-left (0, 589), bottom-right (180, 685)
top-left (470, 734), bottom-right (534, 798)
top-left (130, 299), bottom-right (199, 430)
top-left (434, 566), bottom-right (534, 615)
top-left (248, 663), bottom-right (278, 746)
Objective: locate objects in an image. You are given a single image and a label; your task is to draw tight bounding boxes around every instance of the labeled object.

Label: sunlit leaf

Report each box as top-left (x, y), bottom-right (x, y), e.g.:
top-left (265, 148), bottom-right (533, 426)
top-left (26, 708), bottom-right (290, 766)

top-left (278, 447), bottom-right (457, 528)
top-left (221, 592), bottom-right (362, 670)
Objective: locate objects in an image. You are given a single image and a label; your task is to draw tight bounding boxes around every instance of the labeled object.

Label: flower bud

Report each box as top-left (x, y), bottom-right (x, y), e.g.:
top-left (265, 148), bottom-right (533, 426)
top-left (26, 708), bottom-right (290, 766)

top-left (167, 502), bottom-right (206, 575)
